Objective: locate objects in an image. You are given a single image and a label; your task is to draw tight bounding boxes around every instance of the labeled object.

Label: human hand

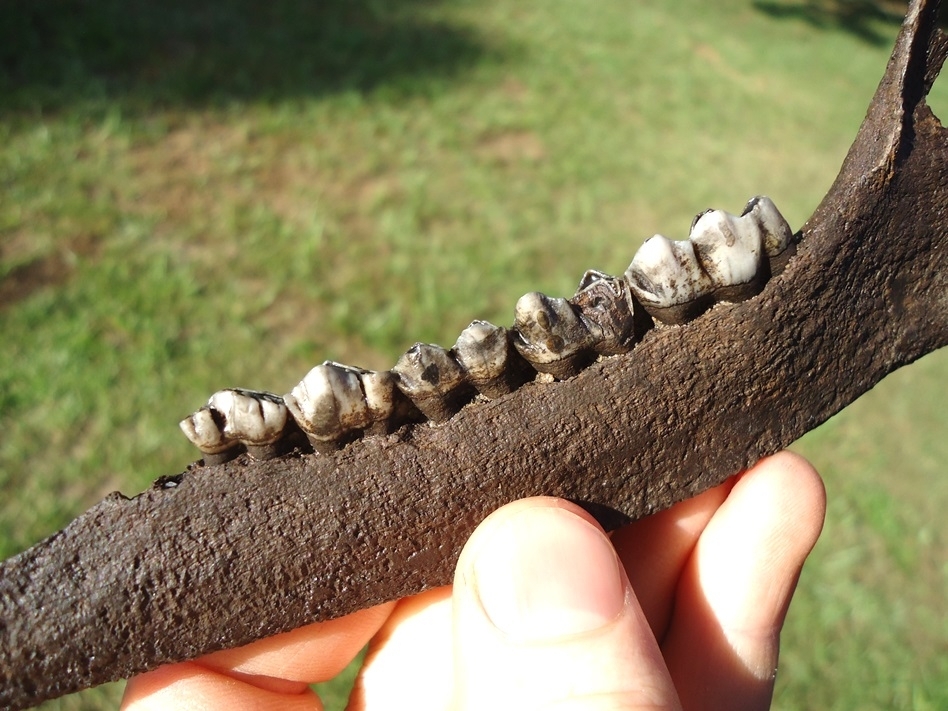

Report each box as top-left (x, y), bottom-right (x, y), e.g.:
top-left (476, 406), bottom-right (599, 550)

top-left (121, 450), bottom-right (825, 711)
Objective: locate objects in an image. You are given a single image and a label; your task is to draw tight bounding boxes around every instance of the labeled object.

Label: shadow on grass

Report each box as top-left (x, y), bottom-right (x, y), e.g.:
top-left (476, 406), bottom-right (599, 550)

top-left (0, 0), bottom-right (509, 114)
top-left (753, 0), bottom-right (908, 45)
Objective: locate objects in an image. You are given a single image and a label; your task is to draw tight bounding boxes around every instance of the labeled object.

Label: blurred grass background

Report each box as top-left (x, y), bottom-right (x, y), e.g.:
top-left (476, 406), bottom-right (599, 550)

top-left (1, 0), bottom-right (945, 708)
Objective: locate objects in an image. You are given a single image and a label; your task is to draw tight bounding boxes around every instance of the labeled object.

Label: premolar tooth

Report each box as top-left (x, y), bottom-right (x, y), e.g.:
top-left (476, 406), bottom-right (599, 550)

top-left (513, 292), bottom-right (595, 379)
top-left (453, 320), bottom-right (532, 399)
top-left (284, 363), bottom-right (371, 454)
top-left (624, 235), bottom-right (714, 325)
top-left (571, 270), bottom-right (652, 355)
top-left (742, 195), bottom-right (795, 275)
top-left (689, 209), bottom-right (766, 302)
top-left (391, 343), bottom-right (474, 423)
top-left (358, 369), bottom-right (422, 436)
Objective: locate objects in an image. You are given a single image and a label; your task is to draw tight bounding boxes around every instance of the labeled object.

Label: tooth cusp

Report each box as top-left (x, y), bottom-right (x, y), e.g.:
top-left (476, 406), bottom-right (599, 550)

top-left (391, 343), bottom-right (475, 423)
top-left (512, 292), bottom-right (596, 379)
top-left (571, 270), bottom-right (651, 355)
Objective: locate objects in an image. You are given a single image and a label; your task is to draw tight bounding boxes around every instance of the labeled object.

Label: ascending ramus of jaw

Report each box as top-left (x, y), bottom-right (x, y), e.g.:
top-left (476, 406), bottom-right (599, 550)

top-left (512, 291), bottom-right (597, 380)
top-left (452, 320), bottom-right (532, 399)
top-left (179, 389), bottom-right (288, 464)
top-left (284, 362), bottom-right (375, 454)
top-left (391, 343), bottom-right (475, 423)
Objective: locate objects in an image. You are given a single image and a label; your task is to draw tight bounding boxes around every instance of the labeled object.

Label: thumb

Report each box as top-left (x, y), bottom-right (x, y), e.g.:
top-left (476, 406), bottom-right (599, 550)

top-left (451, 498), bottom-right (682, 711)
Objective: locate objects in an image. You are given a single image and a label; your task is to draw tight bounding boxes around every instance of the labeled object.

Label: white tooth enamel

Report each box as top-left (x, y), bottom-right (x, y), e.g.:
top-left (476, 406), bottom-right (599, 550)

top-left (284, 362), bottom-right (370, 440)
top-left (624, 235), bottom-right (712, 309)
top-left (453, 320), bottom-right (508, 382)
top-left (513, 292), bottom-right (590, 364)
top-left (744, 196), bottom-right (793, 258)
top-left (689, 209), bottom-right (764, 289)
top-left (207, 389), bottom-right (288, 446)
top-left (179, 407), bottom-right (232, 454)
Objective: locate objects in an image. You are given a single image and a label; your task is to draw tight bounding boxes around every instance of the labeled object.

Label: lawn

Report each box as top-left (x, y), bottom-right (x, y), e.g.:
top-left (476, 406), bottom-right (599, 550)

top-left (1, 0), bottom-right (945, 708)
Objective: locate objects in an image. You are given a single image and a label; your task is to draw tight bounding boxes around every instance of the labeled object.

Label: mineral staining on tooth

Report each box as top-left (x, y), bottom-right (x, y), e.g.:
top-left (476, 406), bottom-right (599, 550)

top-left (179, 389), bottom-right (289, 464)
top-left (512, 292), bottom-right (596, 379)
top-left (391, 343), bottom-right (475, 423)
top-left (453, 321), bottom-right (532, 399)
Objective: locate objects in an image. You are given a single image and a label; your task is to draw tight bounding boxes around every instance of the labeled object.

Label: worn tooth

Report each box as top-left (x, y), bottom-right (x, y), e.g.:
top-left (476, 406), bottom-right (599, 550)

top-left (742, 195), bottom-right (795, 275)
top-left (571, 270), bottom-right (652, 355)
top-left (512, 292), bottom-right (596, 379)
top-left (179, 406), bottom-right (238, 465)
top-left (689, 208), bottom-right (766, 302)
top-left (205, 389), bottom-right (290, 460)
top-left (284, 362), bottom-right (372, 454)
top-left (624, 235), bottom-right (714, 325)
top-left (452, 320), bottom-right (532, 399)
top-left (391, 343), bottom-right (475, 423)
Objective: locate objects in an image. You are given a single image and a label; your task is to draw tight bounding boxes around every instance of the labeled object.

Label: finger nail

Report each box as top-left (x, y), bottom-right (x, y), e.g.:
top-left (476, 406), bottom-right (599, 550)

top-left (472, 506), bottom-right (626, 642)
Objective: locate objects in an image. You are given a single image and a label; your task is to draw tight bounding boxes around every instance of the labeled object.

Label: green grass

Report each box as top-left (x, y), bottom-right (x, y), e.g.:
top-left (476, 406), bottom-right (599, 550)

top-left (1, 0), bottom-right (945, 708)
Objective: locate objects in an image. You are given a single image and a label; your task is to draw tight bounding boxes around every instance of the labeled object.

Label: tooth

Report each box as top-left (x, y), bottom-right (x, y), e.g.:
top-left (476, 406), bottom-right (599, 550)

top-left (206, 389), bottom-right (290, 460)
top-left (391, 343), bottom-right (474, 423)
top-left (512, 292), bottom-right (596, 379)
top-left (571, 270), bottom-right (652, 355)
top-left (284, 363), bottom-right (372, 454)
top-left (452, 320), bottom-right (532, 399)
top-left (742, 195), bottom-right (795, 275)
top-left (179, 406), bottom-right (237, 465)
top-left (358, 369), bottom-right (422, 435)
top-left (624, 235), bottom-right (714, 325)
top-left (689, 208), bottom-right (766, 302)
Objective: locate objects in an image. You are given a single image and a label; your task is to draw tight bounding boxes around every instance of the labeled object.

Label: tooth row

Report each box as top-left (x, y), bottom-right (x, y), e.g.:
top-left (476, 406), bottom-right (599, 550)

top-left (179, 196), bottom-right (795, 464)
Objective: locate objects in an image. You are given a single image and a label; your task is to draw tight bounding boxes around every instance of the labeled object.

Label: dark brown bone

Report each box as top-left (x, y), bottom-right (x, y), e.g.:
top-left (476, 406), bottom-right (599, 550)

top-left (1, 1), bottom-right (948, 707)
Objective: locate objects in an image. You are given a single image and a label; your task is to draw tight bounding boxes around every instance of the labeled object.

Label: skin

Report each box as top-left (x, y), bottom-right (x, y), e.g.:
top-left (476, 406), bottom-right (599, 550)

top-left (121, 451), bottom-right (825, 711)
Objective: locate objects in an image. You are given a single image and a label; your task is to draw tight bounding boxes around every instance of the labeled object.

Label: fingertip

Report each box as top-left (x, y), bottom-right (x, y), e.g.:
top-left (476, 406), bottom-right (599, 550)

top-left (452, 497), bottom-right (680, 710)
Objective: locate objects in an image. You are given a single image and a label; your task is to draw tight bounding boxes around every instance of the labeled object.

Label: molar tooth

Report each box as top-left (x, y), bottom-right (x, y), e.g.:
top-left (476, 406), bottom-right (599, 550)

top-left (512, 292), bottom-right (596, 379)
top-left (453, 320), bottom-right (532, 399)
top-left (742, 195), bottom-right (795, 275)
top-left (284, 362), bottom-right (372, 454)
top-left (391, 343), bottom-right (475, 423)
top-left (624, 235), bottom-right (714, 325)
top-left (571, 270), bottom-right (652, 355)
top-left (689, 209), bottom-right (766, 302)
top-left (179, 406), bottom-right (237, 465)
